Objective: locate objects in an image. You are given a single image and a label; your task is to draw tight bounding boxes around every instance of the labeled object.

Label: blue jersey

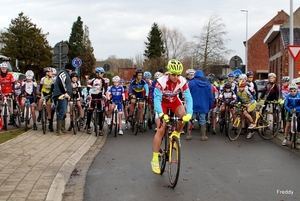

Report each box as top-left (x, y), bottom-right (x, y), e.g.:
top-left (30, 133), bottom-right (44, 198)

top-left (129, 78), bottom-right (149, 96)
top-left (108, 85), bottom-right (124, 103)
top-left (284, 93), bottom-right (300, 113)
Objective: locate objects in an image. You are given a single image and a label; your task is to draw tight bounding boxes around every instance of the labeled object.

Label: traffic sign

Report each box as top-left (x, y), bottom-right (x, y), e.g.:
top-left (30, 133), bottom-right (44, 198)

top-left (287, 45), bottom-right (300, 60)
top-left (103, 63), bottom-right (110, 71)
top-left (229, 55), bottom-right (243, 69)
top-left (72, 57), bottom-right (82, 68)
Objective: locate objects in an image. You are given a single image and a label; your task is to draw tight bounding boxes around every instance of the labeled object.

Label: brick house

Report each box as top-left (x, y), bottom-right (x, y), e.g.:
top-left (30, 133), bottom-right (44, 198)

top-left (264, 7), bottom-right (300, 82)
top-left (247, 10), bottom-right (289, 80)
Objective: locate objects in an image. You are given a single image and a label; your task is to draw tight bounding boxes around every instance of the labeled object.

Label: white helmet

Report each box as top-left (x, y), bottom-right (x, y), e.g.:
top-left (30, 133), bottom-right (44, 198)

top-left (186, 69), bottom-right (195, 75)
top-left (112, 76), bottom-right (120, 82)
top-left (239, 74), bottom-right (247, 80)
top-left (289, 83), bottom-right (298, 90)
top-left (51, 67), bottom-right (57, 75)
top-left (0, 62), bottom-right (8, 69)
top-left (25, 70), bottom-right (34, 79)
top-left (294, 77), bottom-right (300, 84)
top-left (268, 73), bottom-right (276, 78)
top-left (154, 72), bottom-right (163, 79)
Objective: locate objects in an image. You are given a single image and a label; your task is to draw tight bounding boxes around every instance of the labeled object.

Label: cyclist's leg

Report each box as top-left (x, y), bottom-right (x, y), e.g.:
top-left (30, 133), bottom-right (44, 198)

top-left (283, 112), bottom-right (291, 145)
top-left (138, 101), bottom-right (144, 124)
top-left (118, 103), bottom-right (123, 134)
top-left (106, 102), bottom-right (114, 124)
top-left (212, 107), bottom-right (217, 134)
top-left (68, 101), bottom-right (74, 131)
top-left (30, 98), bottom-right (37, 130)
top-left (174, 104), bottom-right (186, 134)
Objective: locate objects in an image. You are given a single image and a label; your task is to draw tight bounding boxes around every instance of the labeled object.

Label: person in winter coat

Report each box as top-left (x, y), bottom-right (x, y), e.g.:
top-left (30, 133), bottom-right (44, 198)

top-left (188, 70), bottom-right (213, 140)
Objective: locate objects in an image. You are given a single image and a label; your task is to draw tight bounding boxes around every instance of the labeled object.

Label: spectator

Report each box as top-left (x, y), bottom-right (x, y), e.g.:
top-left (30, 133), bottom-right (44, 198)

top-left (52, 63), bottom-right (73, 135)
top-left (188, 70), bottom-right (213, 141)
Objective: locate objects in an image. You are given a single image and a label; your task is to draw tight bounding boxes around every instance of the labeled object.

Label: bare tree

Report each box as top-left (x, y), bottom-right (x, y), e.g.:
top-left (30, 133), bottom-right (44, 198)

top-left (191, 15), bottom-right (232, 74)
top-left (134, 53), bottom-right (144, 69)
top-left (161, 25), bottom-right (189, 61)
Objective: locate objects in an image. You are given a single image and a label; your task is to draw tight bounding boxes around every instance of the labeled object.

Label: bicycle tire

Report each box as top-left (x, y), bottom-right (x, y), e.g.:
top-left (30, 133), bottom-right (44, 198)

top-left (72, 106), bottom-right (78, 135)
top-left (168, 136), bottom-right (181, 188)
top-left (134, 110), bottom-right (139, 135)
top-left (41, 106), bottom-right (47, 134)
top-left (228, 113), bottom-right (242, 141)
top-left (3, 104), bottom-right (8, 131)
top-left (143, 104), bottom-right (148, 132)
top-left (257, 112), bottom-right (279, 140)
top-left (108, 111), bottom-right (113, 135)
top-left (290, 115), bottom-right (297, 149)
top-left (25, 105), bottom-right (29, 131)
top-left (94, 110), bottom-right (99, 137)
top-left (219, 115), bottom-right (224, 133)
top-left (224, 109), bottom-right (230, 136)
top-left (14, 105), bottom-right (21, 128)
top-left (159, 134), bottom-right (168, 175)
top-left (114, 110), bottom-right (118, 137)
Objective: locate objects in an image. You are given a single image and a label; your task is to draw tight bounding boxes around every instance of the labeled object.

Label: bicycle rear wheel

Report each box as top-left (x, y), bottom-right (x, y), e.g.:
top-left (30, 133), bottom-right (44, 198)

top-left (14, 105), bottom-right (21, 128)
top-left (168, 136), bottom-right (181, 188)
top-left (159, 134), bottom-right (168, 175)
top-left (3, 104), bottom-right (8, 130)
top-left (72, 107), bottom-right (78, 135)
top-left (257, 112), bottom-right (278, 140)
top-left (228, 113), bottom-right (242, 141)
top-left (41, 106), bottom-right (47, 134)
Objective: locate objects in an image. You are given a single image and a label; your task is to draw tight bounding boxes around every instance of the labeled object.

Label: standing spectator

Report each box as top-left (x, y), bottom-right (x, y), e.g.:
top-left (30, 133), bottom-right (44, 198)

top-left (188, 70), bottom-right (213, 141)
top-left (52, 63), bottom-right (73, 135)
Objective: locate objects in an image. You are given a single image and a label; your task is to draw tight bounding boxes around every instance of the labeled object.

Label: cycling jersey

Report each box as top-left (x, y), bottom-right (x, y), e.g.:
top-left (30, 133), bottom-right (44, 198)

top-left (281, 85), bottom-right (289, 100)
top-left (129, 78), bottom-right (149, 96)
top-left (219, 90), bottom-right (236, 103)
top-left (87, 77), bottom-right (107, 95)
top-left (108, 85), bottom-right (124, 103)
top-left (236, 90), bottom-right (255, 104)
top-left (284, 93), bottom-right (300, 113)
top-left (22, 79), bottom-right (37, 96)
top-left (154, 75), bottom-right (192, 115)
top-left (40, 76), bottom-right (54, 95)
top-left (0, 73), bottom-right (14, 95)
top-left (259, 82), bottom-right (279, 101)
top-left (71, 81), bottom-right (81, 99)
top-left (14, 81), bottom-right (22, 96)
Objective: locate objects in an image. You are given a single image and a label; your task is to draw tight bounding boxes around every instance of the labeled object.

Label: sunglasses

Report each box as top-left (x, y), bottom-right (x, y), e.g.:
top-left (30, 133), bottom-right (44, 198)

top-left (170, 74), bottom-right (180, 77)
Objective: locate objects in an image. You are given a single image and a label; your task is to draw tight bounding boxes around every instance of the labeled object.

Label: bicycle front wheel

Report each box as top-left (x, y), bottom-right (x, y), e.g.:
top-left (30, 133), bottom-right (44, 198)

top-left (114, 110), bottom-right (118, 137)
top-left (228, 113), bottom-right (242, 141)
top-left (224, 109), bottom-right (231, 136)
top-left (3, 104), bottom-right (8, 130)
top-left (168, 136), bottom-right (181, 188)
top-left (41, 106), bottom-right (47, 134)
top-left (72, 107), bottom-right (78, 135)
top-left (258, 112), bottom-right (279, 140)
top-left (94, 110), bottom-right (99, 137)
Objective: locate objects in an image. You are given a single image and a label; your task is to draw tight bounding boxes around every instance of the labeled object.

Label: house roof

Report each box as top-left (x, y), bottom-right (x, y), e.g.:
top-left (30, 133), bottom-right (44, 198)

top-left (264, 25), bottom-right (281, 44)
top-left (280, 26), bottom-right (300, 49)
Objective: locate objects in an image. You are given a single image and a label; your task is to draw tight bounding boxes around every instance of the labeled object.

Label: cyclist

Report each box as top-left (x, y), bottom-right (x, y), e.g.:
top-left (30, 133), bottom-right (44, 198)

top-left (186, 69), bottom-right (195, 82)
top-left (219, 81), bottom-right (236, 124)
top-left (0, 62), bottom-right (15, 125)
top-left (86, 67), bottom-right (107, 135)
top-left (128, 68), bottom-right (149, 131)
top-left (259, 73), bottom-right (279, 102)
top-left (107, 76), bottom-right (125, 135)
top-left (245, 71), bottom-right (258, 100)
top-left (234, 73), bottom-right (241, 84)
top-left (13, 74), bottom-right (22, 106)
top-left (51, 67), bottom-right (57, 81)
top-left (214, 74), bottom-right (226, 93)
top-left (67, 72), bottom-right (84, 131)
top-left (189, 70), bottom-right (212, 139)
top-left (20, 70), bottom-right (38, 130)
top-left (239, 73), bottom-right (247, 83)
top-left (151, 59), bottom-right (193, 174)
top-left (235, 81), bottom-right (257, 139)
top-left (282, 83), bottom-right (300, 145)
top-left (279, 76), bottom-right (290, 133)
top-left (227, 73), bottom-right (237, 94)
top-left (37, 67), bottom-right (55, 132)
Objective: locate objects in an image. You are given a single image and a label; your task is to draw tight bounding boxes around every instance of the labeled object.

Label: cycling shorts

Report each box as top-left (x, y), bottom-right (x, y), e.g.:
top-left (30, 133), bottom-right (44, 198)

top-left (161, 97), bottom-right (183, 114)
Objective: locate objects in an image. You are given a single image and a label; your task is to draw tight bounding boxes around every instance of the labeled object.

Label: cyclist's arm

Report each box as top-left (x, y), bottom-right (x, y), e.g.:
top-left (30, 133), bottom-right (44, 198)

top-left (183, 89), bottom-right (193, 115)
top-left (128, 81), bottom-right (133, 95)
top-left (154, 88), bottom-right (163, 115)
top-left (144, 83), bottom-right (149, 96)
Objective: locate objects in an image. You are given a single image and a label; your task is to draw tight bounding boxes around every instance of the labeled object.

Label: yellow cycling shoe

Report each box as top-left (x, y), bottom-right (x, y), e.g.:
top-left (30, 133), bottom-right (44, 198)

top-left (151, 160), bottom-right (160, 174)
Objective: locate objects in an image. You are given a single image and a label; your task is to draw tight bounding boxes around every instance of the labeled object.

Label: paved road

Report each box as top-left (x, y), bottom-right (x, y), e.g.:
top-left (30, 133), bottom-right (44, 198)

top-left (82, 126), bottom-right (300, 201)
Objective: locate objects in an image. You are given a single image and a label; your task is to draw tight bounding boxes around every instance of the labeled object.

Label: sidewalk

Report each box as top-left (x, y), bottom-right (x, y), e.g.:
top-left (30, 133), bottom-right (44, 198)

top-left (0, 122), bottom-right (102, 201)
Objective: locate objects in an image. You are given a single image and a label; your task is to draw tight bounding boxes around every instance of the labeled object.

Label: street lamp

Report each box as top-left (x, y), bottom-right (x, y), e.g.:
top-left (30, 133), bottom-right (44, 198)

top-left (241, 9), bottom-right (248, 73)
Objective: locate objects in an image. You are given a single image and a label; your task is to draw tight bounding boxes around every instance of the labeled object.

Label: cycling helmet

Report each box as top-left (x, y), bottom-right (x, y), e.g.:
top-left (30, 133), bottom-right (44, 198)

top-left (0, 62), bottom-right (8, 69)
top-left (208, 73), bottom-right (215, 79)
top-left (25, 70), bottom-right (34, 79)
top-left (186, 69), bottom-right (195, 75)
top-left (246, 71), bottom-right (254, 77)
top-left (224, 82), bottom-right (232, 89)
top-left (167, 59), bottom-right (183, 75)
top-left (144, 71), bottom-right (152, 79)
top-left (207, 76), bottom-right (215, 83)
top-left (135, 68), bottom-right (144, 75)
top-left (70, 72), bottom-right (78, 78)
top-left (154, 72), bottom-right (163, 79)
top-left (112, 76), bottom-right (120, 82)
top-left (268, 73), bottom-right (276, 78)
top-left (51, 68), bottom-right (57, 75)
top-left (227, 73), bottom-right (234, 78)
top-left (103, 78), bottom-right (110, 84)
top-left (239, 74), bottom-right (247, 80)
top-left (288, 83), bottom-right (298, 90)
top-left (281, 76), bottom-right (290, 83)
top-left (119, 78), bottom-right (124, 83)
top-left (294, 77), bottom-right (300, 84)
top-left (217, 74), bottom-right (226, 80)
top-left (235, 73), bottom-right (241, 79)
top-left (44, 67), bottom-right (52, 73)
top-left (95, 67), bottom-right (105, 73)
top-left (239, 81), bottom-right (247, 87)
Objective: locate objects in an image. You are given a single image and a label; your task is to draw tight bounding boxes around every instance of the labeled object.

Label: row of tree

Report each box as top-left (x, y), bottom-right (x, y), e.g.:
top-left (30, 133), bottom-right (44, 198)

top-left (0, 13), bottom-right (232, 79)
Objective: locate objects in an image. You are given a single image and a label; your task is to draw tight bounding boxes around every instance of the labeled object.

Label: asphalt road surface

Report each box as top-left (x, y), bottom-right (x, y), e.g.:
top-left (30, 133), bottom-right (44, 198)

top-left (84, 125), bottom-right (300, 201)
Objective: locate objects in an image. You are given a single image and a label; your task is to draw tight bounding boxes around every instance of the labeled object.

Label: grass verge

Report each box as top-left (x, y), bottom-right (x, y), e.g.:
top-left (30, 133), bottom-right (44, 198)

top-left (0, 128), bottom-right (25, 144)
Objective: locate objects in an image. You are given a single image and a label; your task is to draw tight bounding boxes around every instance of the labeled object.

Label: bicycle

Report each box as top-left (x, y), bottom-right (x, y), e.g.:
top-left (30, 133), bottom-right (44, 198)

top-left (219, 100), bottom-right (234, 137)
top-left (158, 107), bottom-right (181, 188)
top-left (108, 101), bottom-right (121, 137)
top-left (70, 97), bottom-right (82, 135)
top-left (90, 98), bottom-right (104, 137)
top-left (24, 96), bottom-right (32, 131)
top-left (289, 109), bottom-right (298, 149)
top-left (39, 94), bottom-right (52, 134)
top-left (12, 95), bottom-right (21, 128)
top-left (142, 98), bottom-right (149, 132)
top-left (1, 95), bottom-right (13, 130)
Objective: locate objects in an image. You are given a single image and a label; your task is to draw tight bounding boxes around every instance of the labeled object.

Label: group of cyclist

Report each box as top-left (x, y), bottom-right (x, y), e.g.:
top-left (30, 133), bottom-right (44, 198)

top-left (2, 58), bottom-right (300, 173)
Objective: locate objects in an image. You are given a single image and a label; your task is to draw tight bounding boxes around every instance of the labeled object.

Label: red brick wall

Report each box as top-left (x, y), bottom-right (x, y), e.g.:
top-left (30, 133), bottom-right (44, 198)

top-left (248, 10), bottom-right (289, 80)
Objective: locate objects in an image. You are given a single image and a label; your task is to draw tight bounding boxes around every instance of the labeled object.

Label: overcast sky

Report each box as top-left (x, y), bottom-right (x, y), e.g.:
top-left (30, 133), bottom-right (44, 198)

top-left (1, 0), bottom-right (299, 64)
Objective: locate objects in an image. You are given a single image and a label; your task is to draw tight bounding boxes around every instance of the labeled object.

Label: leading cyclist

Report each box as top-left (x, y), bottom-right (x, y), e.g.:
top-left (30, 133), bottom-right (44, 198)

top-left (151, 59), bottom-right (193, 174)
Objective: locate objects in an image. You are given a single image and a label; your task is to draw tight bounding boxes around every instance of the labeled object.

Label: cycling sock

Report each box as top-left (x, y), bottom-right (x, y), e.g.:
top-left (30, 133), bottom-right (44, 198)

top-left (152, 152), bottom-right (159, 162)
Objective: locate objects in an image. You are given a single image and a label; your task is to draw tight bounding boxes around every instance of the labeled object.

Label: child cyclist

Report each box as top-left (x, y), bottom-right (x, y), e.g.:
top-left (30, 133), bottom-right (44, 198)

top-left (219, 82), bottom-right (236, 123)
top-left (282, 83), bottom-right (300, 145)
top-left (106, 76), bottom-right (125, 135)
top-left (235, 81), bottom-right (257, 139)
top-left (278, 76), bottom-right (290, 133)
